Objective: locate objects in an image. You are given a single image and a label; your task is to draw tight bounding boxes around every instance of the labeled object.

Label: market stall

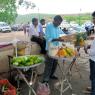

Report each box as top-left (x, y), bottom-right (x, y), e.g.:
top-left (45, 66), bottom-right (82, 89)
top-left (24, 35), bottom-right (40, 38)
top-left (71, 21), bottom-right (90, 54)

top-left (48, 39), bottom-right (83, 95)
top-left (10, 55), bottom-right (44, 95)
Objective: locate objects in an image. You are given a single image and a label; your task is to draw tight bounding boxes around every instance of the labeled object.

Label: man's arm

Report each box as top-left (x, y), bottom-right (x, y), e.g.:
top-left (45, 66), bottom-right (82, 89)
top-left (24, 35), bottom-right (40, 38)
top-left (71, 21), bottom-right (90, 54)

top-left (88, 40), bottom-right (95, 56)
top-left (45, 24), bottom-right (53, 42)
top-left (52, 38), bottom-right (64, 42)
top-left (87, 36), bottom-right (95, 40)
top-left (84, 39), bottom-right (95, 56)
top-left (84, 45), bottom-right (91, 54)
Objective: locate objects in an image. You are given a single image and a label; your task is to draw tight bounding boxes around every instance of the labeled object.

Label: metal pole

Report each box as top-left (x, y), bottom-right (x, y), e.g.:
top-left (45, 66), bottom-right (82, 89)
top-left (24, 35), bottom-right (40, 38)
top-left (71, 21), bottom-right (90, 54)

top-left (38, 8), bottom-right (40, 20)
top-left (79, 8), bottom-right (81, 25)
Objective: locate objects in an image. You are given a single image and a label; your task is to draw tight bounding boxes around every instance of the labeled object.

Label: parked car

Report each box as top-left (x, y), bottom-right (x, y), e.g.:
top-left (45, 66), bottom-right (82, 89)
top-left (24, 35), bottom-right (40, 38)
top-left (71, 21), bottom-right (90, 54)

top-left (70, 21), bottom-right (79, 28)
top-left (0, 22), bottom-right (11, 32)
top-left (11, 24), bottom-right (23, 31)
top-left (60, 21), bottom-right (70, 29)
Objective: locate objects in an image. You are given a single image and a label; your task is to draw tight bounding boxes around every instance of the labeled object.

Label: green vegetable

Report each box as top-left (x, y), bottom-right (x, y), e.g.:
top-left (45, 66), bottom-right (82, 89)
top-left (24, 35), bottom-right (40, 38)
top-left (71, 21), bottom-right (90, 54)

top-left (11, 55), bottom-right (44, 67)
top-left (13, 62), bottom-right (19, 66)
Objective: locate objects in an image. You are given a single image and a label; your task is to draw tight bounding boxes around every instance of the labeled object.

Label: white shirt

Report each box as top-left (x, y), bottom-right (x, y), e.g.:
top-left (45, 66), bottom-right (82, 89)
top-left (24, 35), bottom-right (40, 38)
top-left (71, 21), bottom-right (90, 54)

top-left (29, 24), bottom-right (42, 37)
top-left (88, 39), bottom-right (95, 62)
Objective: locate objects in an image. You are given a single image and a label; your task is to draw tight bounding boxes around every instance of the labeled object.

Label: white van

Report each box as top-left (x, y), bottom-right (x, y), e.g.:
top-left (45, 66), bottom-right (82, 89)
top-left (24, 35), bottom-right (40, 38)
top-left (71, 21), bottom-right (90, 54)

top-left (0, 22), bottom-right (11, 32)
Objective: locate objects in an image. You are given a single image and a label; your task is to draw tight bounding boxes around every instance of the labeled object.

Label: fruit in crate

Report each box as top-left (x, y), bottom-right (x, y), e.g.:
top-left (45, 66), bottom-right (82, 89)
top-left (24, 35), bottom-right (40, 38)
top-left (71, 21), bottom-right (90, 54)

top-left (56, 47), bottom-right (76, 57)
top-left (11, 55), bottom-right (44, 66)
top-left (56, 47), bottom-right (67, 57)
top-left (65, 47), bottom-right (76, 57)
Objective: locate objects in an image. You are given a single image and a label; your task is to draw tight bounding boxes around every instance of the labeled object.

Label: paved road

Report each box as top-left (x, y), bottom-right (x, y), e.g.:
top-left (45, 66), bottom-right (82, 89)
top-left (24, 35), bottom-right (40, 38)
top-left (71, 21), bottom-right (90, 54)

top-left (0, 31), bottom-right (26, 42)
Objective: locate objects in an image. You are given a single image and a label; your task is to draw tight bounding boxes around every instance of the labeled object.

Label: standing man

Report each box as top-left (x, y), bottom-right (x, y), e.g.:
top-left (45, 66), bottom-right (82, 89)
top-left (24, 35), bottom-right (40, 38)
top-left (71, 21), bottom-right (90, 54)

top-left (84, 11), bottom-right (95, 95)
top-left (40, 19), bottom-right (45, 26)
top-left (43, 15), bottom-right (64, 83)
top-left (29, 18), bottom-right (46, 54)
top-left (23, 22), bottom-right (30, 35)
top-left (40, 19), bottom-right (46, 34)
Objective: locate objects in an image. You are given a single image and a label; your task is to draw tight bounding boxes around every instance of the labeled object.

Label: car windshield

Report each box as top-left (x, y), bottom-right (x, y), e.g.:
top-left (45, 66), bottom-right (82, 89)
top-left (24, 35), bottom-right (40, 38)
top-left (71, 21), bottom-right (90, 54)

top-left (0, 23), bottom-right (8, 26)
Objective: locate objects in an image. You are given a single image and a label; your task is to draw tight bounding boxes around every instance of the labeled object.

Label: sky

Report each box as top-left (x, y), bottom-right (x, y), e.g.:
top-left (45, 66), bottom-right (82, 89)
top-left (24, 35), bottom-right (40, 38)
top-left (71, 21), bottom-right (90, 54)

top-left (17, 0), bottom-right (95, 15)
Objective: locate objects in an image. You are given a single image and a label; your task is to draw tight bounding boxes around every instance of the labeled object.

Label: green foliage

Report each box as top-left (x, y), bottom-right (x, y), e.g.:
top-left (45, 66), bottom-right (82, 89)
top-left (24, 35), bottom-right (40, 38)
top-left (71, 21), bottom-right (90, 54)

top-left (15, 13), bottom-right (54, 24)
top-left (64, 13), bottom-right (91, 25)
top-left (15, 13), bottom-right (91, 25)
top-left (18, 0), bottom-right (36, 9)
top-left (0, 0), bottom-right (17, 24)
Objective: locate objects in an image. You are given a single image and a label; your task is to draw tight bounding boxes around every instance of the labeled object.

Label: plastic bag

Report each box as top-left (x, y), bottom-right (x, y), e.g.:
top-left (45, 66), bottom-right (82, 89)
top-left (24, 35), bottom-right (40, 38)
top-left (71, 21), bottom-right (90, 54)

top-left (0, 79), bottom-right (16, 95)
top-left (37, 82), bottom-right (50, 95)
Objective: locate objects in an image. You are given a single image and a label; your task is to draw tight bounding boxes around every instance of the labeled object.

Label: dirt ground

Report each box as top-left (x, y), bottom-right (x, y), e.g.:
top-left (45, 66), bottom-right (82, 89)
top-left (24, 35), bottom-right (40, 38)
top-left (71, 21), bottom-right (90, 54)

top-left (0, 31), bottom-right (26, 42)
top-left (0, 31), bottom-right (91, 95)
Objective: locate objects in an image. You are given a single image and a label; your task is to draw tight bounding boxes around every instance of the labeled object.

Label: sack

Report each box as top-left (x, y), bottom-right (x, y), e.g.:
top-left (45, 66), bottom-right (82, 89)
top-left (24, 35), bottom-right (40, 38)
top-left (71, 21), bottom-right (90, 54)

top-left (36, 83), bottom-right (50, 95)
top-left (48, 42), bottom-right (59, 56)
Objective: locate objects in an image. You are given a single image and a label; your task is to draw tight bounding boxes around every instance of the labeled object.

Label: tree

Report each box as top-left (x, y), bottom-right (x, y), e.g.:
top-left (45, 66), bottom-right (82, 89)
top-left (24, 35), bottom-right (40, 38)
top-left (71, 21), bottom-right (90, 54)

top-left (0, 0), bottom-right (36, 24)
top-left (18, 0), bottom-right (36, 9)
top-left (0, 0), bottom-right (17, 24)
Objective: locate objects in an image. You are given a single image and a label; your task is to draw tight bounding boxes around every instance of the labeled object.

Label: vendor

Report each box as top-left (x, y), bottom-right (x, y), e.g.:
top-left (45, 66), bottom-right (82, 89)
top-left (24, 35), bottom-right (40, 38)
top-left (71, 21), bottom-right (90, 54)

top-left (84, 11), bottom-right (95, 95)
top-left (42, 15), bottom-right (64, 83)
top-left (29, 18), bottom-right (46, 54)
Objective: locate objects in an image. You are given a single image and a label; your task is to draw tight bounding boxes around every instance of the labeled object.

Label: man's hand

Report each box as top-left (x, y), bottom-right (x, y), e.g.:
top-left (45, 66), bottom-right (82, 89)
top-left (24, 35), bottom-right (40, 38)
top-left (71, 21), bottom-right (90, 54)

top-left (84, 45), bottom-right (91, 54)
top-left (52, 38), bottom-right (64, 42)
top-left (52, 39), bottom-right (58, 42)
top-left (87, 36), bottom-right (95, 40)
top-left (87, 45), bottom-right (91, 49)
top-left (84, 47), bottom-right (88, 54)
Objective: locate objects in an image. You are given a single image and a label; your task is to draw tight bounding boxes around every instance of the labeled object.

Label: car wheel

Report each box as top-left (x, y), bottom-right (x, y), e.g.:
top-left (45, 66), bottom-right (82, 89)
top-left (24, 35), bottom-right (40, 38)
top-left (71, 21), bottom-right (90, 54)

top-left (6, 30), bottom-right (11, 33)
top-left (8, 30), bottom-right (11, 32)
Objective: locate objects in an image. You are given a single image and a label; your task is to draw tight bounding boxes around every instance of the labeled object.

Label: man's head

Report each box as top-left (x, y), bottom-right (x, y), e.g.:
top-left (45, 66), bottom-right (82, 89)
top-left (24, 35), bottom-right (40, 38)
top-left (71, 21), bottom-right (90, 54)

top-left (40, 19), bottom-right (45, 25)
top-left (53, 15), bottom-right (63, 27)
top-left (32, 18), bottom-right (38, 26)
top-left (92, 11), bottom-right (95, 25)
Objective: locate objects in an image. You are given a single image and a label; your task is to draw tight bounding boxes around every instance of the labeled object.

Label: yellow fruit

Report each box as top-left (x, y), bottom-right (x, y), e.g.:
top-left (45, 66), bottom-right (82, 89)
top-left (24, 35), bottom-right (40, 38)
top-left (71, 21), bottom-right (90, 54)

top-left (17, 49), bottom-right (25, 56)
top-left (79, 37), bottom-right (85, 46)
top-left (64, 47), bottom-right (75, 57)
top-left (80, 41), bottom-right (85, 46)
top-left (56, 47), bottom-right (76, 57)
top-left (56, 48), bottom-right (67, 57)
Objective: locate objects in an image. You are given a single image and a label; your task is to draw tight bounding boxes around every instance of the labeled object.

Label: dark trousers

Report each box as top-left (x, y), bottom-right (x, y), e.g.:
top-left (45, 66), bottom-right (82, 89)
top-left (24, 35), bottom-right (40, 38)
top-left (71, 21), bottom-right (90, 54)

top-left (89, 59), bottom-right (95, 95)
top-left (31, 36), bottom-right (46, 54)
top-left (43, 55), bottom-right (58, 82)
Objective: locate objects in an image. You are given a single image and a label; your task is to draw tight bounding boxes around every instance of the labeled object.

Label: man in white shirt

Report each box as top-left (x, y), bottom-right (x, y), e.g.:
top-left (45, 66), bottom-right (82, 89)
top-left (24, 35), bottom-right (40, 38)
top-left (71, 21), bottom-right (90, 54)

top-left (40, 19), bottom-right (46, 34)
top-left (29, 18), bottom-right (46, 54)
top-left (85, 11), bottom-right (95, 95)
